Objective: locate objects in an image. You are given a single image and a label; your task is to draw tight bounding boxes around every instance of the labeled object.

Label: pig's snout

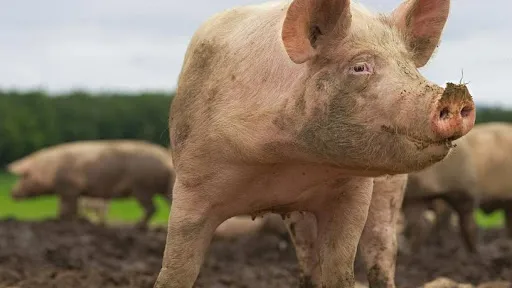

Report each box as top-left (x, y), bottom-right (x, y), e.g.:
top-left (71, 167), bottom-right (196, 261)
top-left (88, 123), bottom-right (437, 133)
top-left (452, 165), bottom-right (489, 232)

top-left (10, 186), bottom-right (24, 200)
top-left (11, 191), bottom-right (22, 200)
top-left (430, 84), bottom-right (476, 142)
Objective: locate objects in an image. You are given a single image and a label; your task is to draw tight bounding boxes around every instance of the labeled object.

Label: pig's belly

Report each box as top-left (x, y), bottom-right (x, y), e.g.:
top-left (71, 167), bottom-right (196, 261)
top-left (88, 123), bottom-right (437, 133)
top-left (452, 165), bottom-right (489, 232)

top-left (82, 181), bottom-right (132, 199)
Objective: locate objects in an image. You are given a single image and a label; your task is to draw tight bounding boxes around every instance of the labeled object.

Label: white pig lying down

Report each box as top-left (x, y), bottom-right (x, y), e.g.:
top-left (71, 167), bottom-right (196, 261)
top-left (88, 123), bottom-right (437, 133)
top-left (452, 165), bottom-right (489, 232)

top-left (155, 0), bottom-right (476, 287)
top-left (6, 140), bottom-right (175, 229)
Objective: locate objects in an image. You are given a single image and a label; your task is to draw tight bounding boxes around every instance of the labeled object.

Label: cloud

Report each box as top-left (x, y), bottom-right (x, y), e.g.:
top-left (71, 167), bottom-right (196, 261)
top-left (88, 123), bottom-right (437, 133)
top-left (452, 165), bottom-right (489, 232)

top-left (421, 29), bottom-right (512, 107)
top-left (1, 0), bottom-right (510, 106)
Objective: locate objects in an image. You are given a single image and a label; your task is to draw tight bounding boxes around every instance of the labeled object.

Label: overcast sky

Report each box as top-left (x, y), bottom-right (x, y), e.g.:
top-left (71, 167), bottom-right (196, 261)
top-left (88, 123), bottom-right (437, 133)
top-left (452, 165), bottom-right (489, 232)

top-left (1, 0), bottom-right (511, 106)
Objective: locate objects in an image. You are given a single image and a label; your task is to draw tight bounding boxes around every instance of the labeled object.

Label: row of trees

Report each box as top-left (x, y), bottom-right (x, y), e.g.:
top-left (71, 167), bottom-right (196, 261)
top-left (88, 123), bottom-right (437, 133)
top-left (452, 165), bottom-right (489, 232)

top-left (0, 90), bottom-right (173, 167)
top-left (1, 90), bottom-right (512, 167)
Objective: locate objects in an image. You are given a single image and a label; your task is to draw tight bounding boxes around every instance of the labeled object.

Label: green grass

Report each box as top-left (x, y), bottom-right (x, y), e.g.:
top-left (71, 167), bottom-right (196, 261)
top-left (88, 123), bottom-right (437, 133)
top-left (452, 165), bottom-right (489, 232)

top-left (0, 173), bottom-right (505, 228)
top-left (0, 173), bottom-right (170, 226)
top-left (475, 209), bottom-right (505, 228)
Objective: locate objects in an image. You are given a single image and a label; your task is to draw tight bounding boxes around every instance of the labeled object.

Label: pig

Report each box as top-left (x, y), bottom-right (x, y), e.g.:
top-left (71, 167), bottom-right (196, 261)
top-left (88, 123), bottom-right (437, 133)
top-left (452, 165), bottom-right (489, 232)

top-left (6, 140), bottom-right (175, 229)
top-left (403, 122), bottom-right (512, 251)
top-left (401, 136), bottom-right (480, 253)
top-left (461, 122), bottom-right (512, 239)
top-left (155, 0), bottom-right (476, 287)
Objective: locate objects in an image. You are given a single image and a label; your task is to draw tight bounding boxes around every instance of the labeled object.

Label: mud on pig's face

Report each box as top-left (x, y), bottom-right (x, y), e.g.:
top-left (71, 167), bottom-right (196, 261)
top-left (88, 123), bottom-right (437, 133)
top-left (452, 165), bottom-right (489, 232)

top-left (280, 0), bottom-right (475, 174)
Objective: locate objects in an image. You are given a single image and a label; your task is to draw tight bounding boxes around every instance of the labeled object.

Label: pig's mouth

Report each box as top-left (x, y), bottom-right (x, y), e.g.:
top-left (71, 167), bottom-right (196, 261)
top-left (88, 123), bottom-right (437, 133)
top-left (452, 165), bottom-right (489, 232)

top-left (380, 125), bottom-right (456, 150)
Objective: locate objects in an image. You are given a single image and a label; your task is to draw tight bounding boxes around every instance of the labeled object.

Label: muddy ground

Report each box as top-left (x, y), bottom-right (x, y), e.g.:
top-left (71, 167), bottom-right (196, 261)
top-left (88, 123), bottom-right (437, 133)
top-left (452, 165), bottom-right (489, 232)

top-left (0, 218), bottom-right (510, 288)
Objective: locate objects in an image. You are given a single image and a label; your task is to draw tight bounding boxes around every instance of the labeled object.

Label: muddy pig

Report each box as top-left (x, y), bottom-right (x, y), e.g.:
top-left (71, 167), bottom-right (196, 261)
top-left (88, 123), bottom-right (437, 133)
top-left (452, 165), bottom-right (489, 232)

top-left (463, 122), bottom-right (512, 238)
top-left (156, 0), bottom-right (476, 287)
top-left (7, 140), bottom-right (175, 229)
top-left (404, 122), bottom-right (512, 251)
top-left (402, 136), bottom-right (480, 253)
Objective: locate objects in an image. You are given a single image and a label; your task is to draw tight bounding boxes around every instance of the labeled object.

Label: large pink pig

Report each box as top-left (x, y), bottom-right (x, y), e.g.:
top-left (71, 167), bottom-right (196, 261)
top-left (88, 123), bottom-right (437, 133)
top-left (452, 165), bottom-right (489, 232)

top-left (155, 0), bottom-right (475, 287)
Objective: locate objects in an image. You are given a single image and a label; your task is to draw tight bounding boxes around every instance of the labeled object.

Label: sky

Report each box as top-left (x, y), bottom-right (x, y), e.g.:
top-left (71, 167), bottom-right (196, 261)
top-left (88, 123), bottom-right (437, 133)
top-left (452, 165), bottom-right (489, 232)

top-left (1, 0), bottom-right (511, 106)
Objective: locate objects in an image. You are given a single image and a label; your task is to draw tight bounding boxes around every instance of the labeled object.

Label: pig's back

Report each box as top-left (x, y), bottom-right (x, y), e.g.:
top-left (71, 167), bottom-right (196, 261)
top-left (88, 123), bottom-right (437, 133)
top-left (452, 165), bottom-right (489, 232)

top-left (108, 140), bottom-right (172, 168)
top-left (67, 140), bottom-right (171, 197)
top-left (464, 122), bottom-right (512, 200)
top-left (175, 1), bottom-right (305, 140)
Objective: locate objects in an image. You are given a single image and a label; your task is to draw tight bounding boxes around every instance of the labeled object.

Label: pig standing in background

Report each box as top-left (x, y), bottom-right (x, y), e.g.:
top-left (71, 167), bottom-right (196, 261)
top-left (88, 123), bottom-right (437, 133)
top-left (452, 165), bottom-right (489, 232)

top-left (7, 140), bottom-right (175, 229)
top-left (156, 0), bottom-right (476, 286)
top-left (403, 122), bottom-right (512, 252)
top-left (401, 136), bottom-right (479, 253)
top-left (463, 122), bottom-right (512, 238)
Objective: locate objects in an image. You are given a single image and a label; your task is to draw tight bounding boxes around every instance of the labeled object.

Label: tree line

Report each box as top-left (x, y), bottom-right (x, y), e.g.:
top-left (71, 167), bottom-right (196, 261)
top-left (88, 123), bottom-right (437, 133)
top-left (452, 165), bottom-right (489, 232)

top-left (0, 90), bottom-right (173, 167)
top-left (1, 90), bottom-right (512, 168)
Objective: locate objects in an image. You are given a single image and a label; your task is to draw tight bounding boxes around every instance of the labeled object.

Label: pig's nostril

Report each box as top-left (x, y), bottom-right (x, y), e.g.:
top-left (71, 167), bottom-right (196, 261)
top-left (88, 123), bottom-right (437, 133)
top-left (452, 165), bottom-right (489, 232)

top-left (461, 106), bottom-right (472, 118)
top-left (439, 107), bottom-right (450, 120)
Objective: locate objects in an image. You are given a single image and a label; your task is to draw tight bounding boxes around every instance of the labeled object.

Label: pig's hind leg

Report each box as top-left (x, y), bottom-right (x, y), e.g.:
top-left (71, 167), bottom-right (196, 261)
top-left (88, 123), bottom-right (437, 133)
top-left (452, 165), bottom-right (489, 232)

top-left (358, 175), bottom-right (407, 288)
top-left (133, 190), bottom-right (156, 230)
top-left (503, 202), bottom-right (512, 239)
top-left (284, 212), bottom-right (321, 287)
top-left (442, 191), bottom-right (479, 254)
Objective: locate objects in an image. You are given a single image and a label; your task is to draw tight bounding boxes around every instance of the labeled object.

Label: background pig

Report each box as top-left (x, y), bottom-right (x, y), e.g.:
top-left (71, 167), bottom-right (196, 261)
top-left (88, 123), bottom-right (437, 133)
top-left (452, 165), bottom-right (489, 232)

top-left (403, 122), bottom-right (512, 252)
top-left (401, 136), bottom-right (480, 253)
top-left (460, 122), bottom-right (512, 238)
top-left (6, 140), bottom-right (175, 229)
top-left (156, 0), bottom-right (475, 287)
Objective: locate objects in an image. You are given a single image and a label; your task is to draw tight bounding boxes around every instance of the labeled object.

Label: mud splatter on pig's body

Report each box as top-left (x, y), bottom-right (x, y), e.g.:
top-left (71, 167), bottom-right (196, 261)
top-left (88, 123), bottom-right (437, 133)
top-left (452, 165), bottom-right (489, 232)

top-left (7, 140), bottom-right (175, 228)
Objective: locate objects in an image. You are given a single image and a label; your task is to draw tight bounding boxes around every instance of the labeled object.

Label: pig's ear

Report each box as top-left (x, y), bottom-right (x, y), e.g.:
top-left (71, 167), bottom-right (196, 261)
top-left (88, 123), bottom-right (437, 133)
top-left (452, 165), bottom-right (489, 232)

top-left (390, 0), bottom-right (450, 68)
top-left (281, 0), bottom-right (352, 64)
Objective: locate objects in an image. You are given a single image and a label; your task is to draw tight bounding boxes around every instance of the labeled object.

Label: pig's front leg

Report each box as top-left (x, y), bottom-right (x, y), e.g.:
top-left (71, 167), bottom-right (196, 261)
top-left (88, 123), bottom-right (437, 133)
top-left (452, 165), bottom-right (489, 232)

top-left (154, 179), bottom-right (226, 288)
top-left (358, 175), bottom-right (407, 288)
top-left (59, 193), bottom-right (79, 221)
top-left (284, 211), bottom-right (320, 287)
top-left (315, 177), bottom-right (373, 288)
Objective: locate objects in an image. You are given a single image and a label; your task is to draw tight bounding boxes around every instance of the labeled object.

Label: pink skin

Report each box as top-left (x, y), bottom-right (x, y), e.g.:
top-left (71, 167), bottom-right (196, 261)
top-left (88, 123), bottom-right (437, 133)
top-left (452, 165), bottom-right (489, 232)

top-left (155, 0), bottom-right (475, 287)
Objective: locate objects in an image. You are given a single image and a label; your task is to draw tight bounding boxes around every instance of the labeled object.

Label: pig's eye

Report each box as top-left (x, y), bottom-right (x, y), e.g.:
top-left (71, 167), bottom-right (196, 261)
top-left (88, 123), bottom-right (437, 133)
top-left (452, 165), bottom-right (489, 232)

top-left (349, 62), bottom-right (372, 75)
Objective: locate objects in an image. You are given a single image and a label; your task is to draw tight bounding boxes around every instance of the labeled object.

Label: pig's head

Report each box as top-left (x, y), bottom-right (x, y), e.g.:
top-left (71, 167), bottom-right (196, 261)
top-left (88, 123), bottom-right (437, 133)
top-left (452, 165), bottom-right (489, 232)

top-left (280, 0), bottom-right (475, 175)
top-left (6, 161), bottom-right (53, 200)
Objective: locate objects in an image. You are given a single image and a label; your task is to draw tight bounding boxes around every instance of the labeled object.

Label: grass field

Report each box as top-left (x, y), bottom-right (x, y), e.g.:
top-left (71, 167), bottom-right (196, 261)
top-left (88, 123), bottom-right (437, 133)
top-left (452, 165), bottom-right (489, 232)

top-left (0, 172), bottom-right (505, 228)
